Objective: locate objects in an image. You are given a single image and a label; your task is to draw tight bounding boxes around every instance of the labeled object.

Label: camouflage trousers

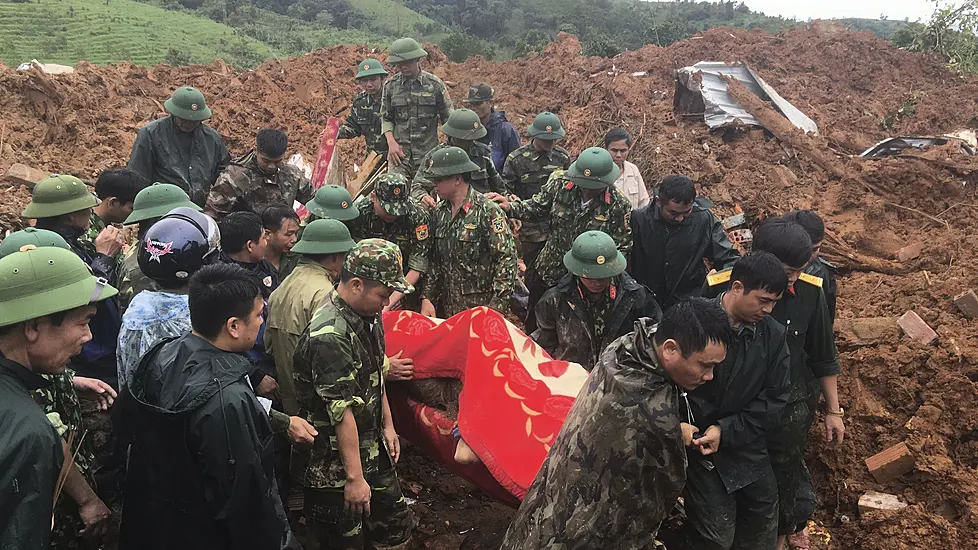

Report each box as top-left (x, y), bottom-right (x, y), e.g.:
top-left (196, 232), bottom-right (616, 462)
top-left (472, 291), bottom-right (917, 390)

top-left (303, 459), bottom-right (414, 550)
top-left (767, 398), bottom-right (816, 536)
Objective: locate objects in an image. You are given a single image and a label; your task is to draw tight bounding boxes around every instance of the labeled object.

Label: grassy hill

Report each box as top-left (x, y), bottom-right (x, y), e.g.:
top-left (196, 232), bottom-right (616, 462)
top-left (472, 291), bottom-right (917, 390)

top-left (350, 0), bottom-right (448, 42)
top-left (0, 0), bottom-right (275, 67)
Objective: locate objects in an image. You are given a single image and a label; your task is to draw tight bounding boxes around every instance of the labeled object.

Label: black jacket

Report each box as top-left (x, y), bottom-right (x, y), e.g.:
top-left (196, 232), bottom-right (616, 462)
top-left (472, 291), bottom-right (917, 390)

top-left (687, 295), bottom-right (790, 493)
top-left (806, 257), bottom-right (837, 323)
top-left (629, 199), bottom-right (741, 309)
top-left (119, 333), bottom-right (288, 550)
top-left (0, 355), bottom-right (63, 550)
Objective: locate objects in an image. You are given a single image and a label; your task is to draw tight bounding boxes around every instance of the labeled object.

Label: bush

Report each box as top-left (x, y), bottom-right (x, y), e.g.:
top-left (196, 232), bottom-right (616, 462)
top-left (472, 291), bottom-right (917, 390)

top-left (440, 32), bottom-right (495, 62)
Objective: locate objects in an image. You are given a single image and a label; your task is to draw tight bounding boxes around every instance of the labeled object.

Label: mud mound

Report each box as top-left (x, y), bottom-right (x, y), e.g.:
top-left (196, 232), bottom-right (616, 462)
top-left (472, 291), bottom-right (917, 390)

top-left (2, 22), bottom-right (978, 547)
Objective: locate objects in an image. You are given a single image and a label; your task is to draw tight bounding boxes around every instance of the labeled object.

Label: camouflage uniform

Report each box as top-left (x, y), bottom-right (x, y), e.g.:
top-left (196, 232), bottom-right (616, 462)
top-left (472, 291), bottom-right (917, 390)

top-left (501, 143), bottom-right (572, 245)
top-left (501, 319), bottom-right (685, 550)
top-left (85, 210), bottom-right (125, 275)
top-left (411, 141), bottom-right (505, 201)
top-left (205, 151), bottom-right (316, 219)
top-left (117, 246), bottom-right (160, 315)
top-left (338, 91), bottom-right (388, 155)
top-left (424, 185), bottom-right (518, 317)
top-left (380, 71), bottom-right (453, 179)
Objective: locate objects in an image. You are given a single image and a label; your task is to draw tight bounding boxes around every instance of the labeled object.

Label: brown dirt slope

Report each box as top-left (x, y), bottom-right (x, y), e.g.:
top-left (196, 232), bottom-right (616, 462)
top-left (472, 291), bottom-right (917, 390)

top-left (2, 22), bottom-right (978, 549)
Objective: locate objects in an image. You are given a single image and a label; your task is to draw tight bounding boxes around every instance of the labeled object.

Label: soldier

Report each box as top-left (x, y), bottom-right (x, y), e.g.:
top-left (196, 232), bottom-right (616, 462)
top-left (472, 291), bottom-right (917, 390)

top-left (338, 59), bottom-right (389, 157)
top-left (630, 175), bottom-right (741, 310)
top-left (420, 147), bottom-right (517, 317)
top-left (293, 239), bottom-right (416, 550)
top-left (87, 168), bottom-right (150, 267)
top-left (682, 252), bottom-right (791, 550)
top-left (501, 298), bottom-right (733, 550)
top-left (0, 246), bottom-right (117, 550)
top-left (128, 86), bottom-right (231, 206)
top-left (532, 230), bottom-right (661, 371)
top-left (205, 128), bottom-right (315, 219)
top-left (464, 83), bottom-right (520, 172)
top-left (261, 205), bottom-right (301, 275)
top-left (119, 183), bottom-right (203, 313)
top-left (411, 108), bottom-right (505, 205)
top-left (605, 127), bottom-right (651, 210)
top-left (304, 184), bottom-right (361, 223)
top-left (347, 173), bottom-right (434, 315)
top-left (380, 37), bottom-right (453, 182)
top-left (488, 147), bottom-right (632, 332)
top-left (784, 209), bottom-right (837, 322)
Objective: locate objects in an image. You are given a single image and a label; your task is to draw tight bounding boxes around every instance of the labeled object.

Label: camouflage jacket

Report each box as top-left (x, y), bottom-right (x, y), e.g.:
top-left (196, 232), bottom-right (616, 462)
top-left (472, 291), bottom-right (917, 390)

top-left (501, 143), bottom-right (572, 242)
top-left (380, 71), bottom-right (453, 170)
top-left (205, 151), bottom-right (315, 219)
top-left (117, 246), bottom-right (160, 315)
top-left (346, 196), bottom-right (431, 275)
top-left (338, 91), bottom-right (388, 155)
top-left (423, 186), bottom-right (518, 317)
top-left (292, 292), bottom-right (390, 489)
top-left (500, 319), bottom-right (687, 550)
top-left (411, 141), bottom-right (505, 201)
top-left (509, 170), bottom-right (633, 287)
top-left (531, 273), bottom-right (661, 371)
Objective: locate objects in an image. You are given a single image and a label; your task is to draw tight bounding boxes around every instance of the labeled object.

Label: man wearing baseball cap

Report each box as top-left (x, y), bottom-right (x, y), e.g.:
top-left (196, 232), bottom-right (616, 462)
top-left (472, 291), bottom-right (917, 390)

top-left (0, 246), bottom-right (117, 549)
top-left (292, 238), bottom-right (416, 550)
top-left (464, 83), bottom-right (521, 173)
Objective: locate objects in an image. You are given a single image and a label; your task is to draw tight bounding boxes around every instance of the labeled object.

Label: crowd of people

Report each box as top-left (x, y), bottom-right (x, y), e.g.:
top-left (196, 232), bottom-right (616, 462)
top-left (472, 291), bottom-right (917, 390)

top-left (0, 35), bottom-right (845, 550)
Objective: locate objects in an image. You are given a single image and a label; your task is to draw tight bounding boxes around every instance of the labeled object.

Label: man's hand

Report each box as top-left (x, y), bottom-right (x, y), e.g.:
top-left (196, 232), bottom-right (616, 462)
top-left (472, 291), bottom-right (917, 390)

top-left (386, 351), bottom-right (414, 381)
top-left (94, 225), bottom-right (125, 257)
top-left (484, 192), bottom-right (511, 212)
top-left (255, 376), bottom-right (280, 400)
top-left (386, 139), bottom-right (405, 167)
top-left (344, 477), bottom-right (371, 516)
top-left (384, 425), bottom-right (401, 464)
top-left (825, 415), bottom-right (845, 444)
top-left (420, 299), bottom-right (436, 318)
top-left (73, 377), bottom-right (117, 410)
top-left (287, 416), bottom-right (318, 445)
top-left (693, 424), bottom-right (721, 456)
top-left (78, 496), bottom-right (111, 539)
top-left (421, 195), bottom-right (437, 208)
top-left (680, 422), bottom-right (700, 447)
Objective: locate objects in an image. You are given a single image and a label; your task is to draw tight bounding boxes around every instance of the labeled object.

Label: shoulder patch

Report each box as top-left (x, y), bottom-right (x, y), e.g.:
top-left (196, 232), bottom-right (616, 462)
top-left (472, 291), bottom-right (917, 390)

top-left (492, 216), bottom-right (506, 234)
top-left (798, 272), bottom-right (823, 288)
top-left (415, 224), bottom-right (429, 241)
top-left (707, 268), bottom-right (733, 287)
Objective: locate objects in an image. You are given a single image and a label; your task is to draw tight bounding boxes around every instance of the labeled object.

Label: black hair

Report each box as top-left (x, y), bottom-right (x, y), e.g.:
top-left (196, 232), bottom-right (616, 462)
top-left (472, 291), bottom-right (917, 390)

top-left (752, 218), bottom-right (813, 269)
top-left (218, 211), bottom-right (264, 254)
top-left (730, 252), bottom-right (788, 296)
top-left (604, 127), bottom-right (633, 147)
top-left (658, 175), bottom-right (696, 205)
top-left (95, 168), bottom-right (150, 204)
top-left (256, 128), bottom-right (288, 158)
top-left (261, 205), bottom-right (300, 231)
top-left (188, 263), bottom-right (263, 340)
top-left (783, 210), bottom-right (825, 244)
top-left (654, 297), bottom-right (733, 358)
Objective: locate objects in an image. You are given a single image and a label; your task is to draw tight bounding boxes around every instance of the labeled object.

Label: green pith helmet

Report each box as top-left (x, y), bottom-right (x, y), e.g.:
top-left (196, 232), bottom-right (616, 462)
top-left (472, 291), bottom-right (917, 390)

top-left (305, 185), bottom-right (359, 221)
top-left (527, 112), bottom-right (566, 140)
top-left (22, 175), bottom-right (98, 219)
top-left (356, 58), bottom-right (388, 79)
top-left (164, 86), bottom-right (212, 121)
top-left (291, 219), bottom-right (356, 256)
top-left (0, 246), bottom-right (118, 327)
top-left (420, 146), bottom-right (480, 179)
top-left (124, 183), bottom-right (201, 225)
top-left (387, 37), bottom-right (428, 63)
top-left (373, 173), bottom-right (411, 217)
top-left (441, 108), bottom-right (488, 140)
top-left (0, 228), bottom-right (70, 258)
top-left (463, 83), bottom-right (494, 104)
top-left (566, 147), bottom-right (620, 190)
top-left (343, 238), bottom-right (413, 293)
top-left (563, 230), bottom-right (626, 279)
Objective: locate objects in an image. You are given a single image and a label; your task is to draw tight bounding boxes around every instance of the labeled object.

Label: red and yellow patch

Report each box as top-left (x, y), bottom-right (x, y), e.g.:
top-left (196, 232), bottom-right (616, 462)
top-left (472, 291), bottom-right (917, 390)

top-left (416, 224), bottom-right (429, 241)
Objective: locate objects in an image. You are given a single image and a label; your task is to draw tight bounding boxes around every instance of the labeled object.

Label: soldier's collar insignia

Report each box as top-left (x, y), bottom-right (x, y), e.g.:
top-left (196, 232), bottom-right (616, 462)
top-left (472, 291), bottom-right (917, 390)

top-left (596, 255), bottom-right (606, 265)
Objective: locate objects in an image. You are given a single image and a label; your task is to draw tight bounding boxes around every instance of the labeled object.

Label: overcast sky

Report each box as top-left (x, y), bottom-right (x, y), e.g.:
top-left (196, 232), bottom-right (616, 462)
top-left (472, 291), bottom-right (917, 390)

top-left (739, 0), bottom-right (936, 22)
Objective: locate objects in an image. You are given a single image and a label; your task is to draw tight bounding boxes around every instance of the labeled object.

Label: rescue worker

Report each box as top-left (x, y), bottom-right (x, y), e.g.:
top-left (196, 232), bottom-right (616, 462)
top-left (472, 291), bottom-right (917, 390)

top-left (420, 147), bottom-right (518, 317)
top-left (630, 174), bottom-right (741, 310)
top-left (464, 83), bottom-right (520, 172)
top-left (488, 147), bottom-right (632, 332)
top-left (0, 246), bottom-right (117, 550)
top-left (205, 128), bottom-right (315, 219)
top-left (128, 86), bottom-right (231, 206)
top-left (218, 211), bottom-right (278, 298)
top-left (681, 252), bottom-right (791, 550)
top-left (346, 173), bottom-right (434, 315)
top-left (532, 230), bottom-right (661, 371)
top-left (304, 184), bottom-right (360, 223)
top-left (411, 108), bottom-right (505, 205)
top-left (784, 209), bottom-right (837, 321)
top-left (292, 239), bottom-right (416, 549)
top-left (501, 298), bottom-right (733, 550)
top-left (380, 37), bottom-right (453, 182)
top-left (605, 127), bottom-right (651, 210)
top-left (88, 168), bottom-right (150, 269)
top-left (261, 205), bottom-right (301, 275)
top-left (338, 59), bottom-right (390, 157)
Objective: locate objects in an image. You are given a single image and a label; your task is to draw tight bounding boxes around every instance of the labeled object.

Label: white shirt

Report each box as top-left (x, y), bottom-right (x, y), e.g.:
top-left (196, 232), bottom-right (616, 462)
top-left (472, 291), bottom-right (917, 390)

top-left (614, 160), bottom-right (650, 210)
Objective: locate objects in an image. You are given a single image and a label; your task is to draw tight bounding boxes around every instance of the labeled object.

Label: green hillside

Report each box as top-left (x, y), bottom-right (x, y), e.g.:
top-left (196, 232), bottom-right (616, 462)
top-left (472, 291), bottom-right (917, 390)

top-left (348, 0), bottom-right (448, 41)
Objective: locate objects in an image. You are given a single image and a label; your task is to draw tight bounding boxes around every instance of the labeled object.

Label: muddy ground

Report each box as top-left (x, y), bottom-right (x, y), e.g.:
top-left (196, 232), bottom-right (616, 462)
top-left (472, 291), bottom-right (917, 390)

top-left (2, 21), bottom-right (978, 549)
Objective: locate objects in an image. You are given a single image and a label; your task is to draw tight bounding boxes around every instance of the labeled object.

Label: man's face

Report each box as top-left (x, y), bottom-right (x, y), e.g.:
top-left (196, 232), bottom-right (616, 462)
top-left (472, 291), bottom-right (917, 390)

top-left (660, 339), bottom-right (726, 390)
top-left (256, 151), bottom-right (287, 176)
top-left (393, 60), bottom-right (421, 79)
top-left (27, 305), bottom-right (96, 374)
top-left (810, 239), bottom-right (822, 263)
top-left (351, 279), bottom-right (394, 317)
top-left (784, 263), bottom-right (805, 286)
top-left (433, 175), bottom-right (461, 199)
top-left (370, 193), bottom-right (393, 219)
top-left (469, 101), bottom-right (491, 120)
top-left (228, 297), bottom-right (265, 352)
top-left (730, 284), bottom-right (781, 323)
top-left (659, 199), bottom-right (693, 226)
top-left (247, 231), bottom-right (269, 263)
top-left (606, 139), bottom-right (630, 167)
top-left (358, 75), bottom-right (384, 95)
top-left (172, 116), bottom-right (202, 133)
top-left (267, 219), bottom-right (299, 254)
top-left (579, 276), bottom-right (612, 294)
top-left (533, 138), bottom-right (556, 153)
top-left (102, 198), bottom-right (134, 224)
top-left (448, 137), bottom-right (473, 150)
top-left (67, 208), bottom-right (94, 231)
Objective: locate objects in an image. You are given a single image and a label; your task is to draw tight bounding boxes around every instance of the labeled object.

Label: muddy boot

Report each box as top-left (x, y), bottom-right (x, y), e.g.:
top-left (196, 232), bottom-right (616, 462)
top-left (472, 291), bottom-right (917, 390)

top-left (454, 437), bottom-right (481, 465)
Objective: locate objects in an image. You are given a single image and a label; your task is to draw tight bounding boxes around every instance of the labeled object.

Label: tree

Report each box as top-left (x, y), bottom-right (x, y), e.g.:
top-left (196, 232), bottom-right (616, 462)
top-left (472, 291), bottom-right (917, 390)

top-left (897, 1), bottom-right (978, 74)
top-left (440, 32), bottom-right (495, 62)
